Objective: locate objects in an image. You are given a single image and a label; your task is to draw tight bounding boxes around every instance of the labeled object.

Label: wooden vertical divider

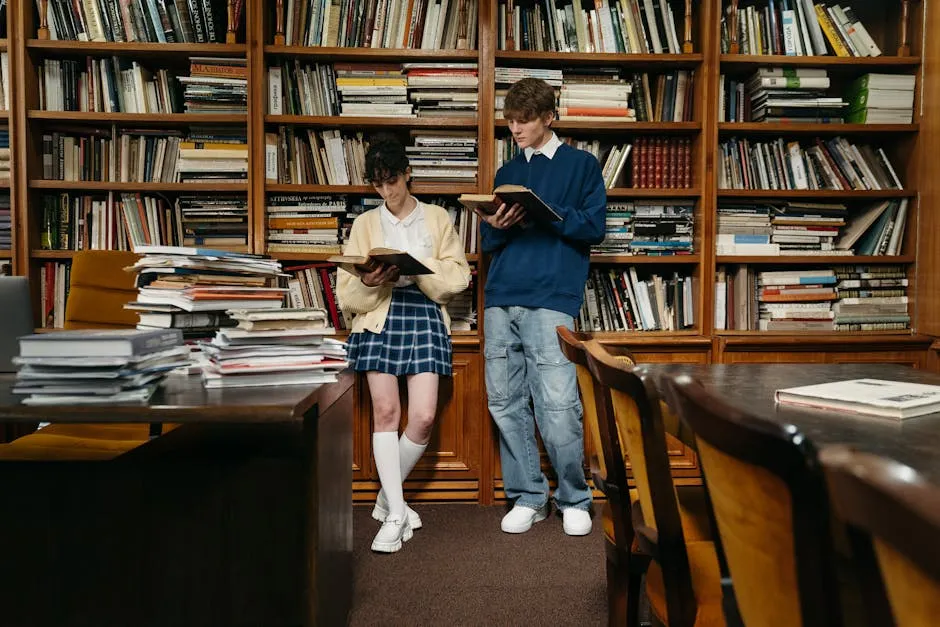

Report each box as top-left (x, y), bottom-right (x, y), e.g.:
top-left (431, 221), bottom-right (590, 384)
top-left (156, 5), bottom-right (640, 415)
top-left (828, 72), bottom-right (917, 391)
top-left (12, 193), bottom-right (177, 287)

top-left (274, 0), bottom-right (285, 45)
top-left (12, 0), bottom-right (30, 277)
top-left (683, 0), bottom-right (694, 53)
top-left (728, 0), bottom-right (739, 54)
top-left (226, 0), bottom-right (237, 43)
top-left (249, 0), bottom-right (266, 255)
top-left (899, 0), bottom-right (912, 56)
top-left (37, 0), bottom-right (49, 40)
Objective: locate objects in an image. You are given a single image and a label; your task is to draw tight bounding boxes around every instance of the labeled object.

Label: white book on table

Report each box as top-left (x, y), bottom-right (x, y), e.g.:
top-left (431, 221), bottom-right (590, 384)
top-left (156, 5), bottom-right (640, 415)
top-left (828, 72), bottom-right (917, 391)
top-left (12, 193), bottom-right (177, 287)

top-left (775, 379), bottom-right (940, 420)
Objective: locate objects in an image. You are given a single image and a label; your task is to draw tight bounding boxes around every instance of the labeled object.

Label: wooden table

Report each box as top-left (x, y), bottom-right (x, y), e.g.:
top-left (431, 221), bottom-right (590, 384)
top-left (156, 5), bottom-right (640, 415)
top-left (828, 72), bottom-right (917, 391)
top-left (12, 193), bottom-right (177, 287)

top-left (0, 371), bottom-right (355, 627)
top-left (644, 363), bottom-right (940, 483)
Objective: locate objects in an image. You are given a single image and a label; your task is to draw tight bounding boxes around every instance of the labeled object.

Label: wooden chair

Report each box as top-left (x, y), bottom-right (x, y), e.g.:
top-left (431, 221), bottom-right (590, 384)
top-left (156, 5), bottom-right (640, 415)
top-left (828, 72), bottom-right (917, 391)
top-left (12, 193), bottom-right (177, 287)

top-left (584, 341), bottom-right (723, 627)
top-left (0, 251), bottom-right (168, 459)
top-left (667, 374), bottom-right (843, 627)
top-left (821, 445), bottom-right (940, 627)
top-left (557, 326), bottom-right (648, 627)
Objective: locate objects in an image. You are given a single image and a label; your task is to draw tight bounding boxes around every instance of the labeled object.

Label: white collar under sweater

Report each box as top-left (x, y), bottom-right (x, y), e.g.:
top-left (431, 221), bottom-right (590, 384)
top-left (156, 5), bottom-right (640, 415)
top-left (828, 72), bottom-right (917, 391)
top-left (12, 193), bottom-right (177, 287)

top-left (523, 132), bottom-right (562, 161)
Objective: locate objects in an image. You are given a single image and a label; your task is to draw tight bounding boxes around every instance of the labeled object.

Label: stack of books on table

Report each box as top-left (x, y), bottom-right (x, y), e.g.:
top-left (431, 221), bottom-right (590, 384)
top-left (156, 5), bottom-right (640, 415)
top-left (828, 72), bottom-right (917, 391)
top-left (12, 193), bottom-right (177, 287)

top-left (126, 245), bottom-right (286, 345)
top-left (200, 308), bottom-right (348, 389)
top-left (11, 329), bottom-right (189, 405)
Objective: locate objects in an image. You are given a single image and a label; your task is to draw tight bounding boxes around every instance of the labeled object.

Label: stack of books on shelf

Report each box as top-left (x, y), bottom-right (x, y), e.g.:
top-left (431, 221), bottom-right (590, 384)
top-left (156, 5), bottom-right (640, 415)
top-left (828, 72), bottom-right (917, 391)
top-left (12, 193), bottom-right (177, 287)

top-left (494, 67), bottom-right (563, 114)
top-left (594, 201), bottom-right (633, 255)
top-left (716, 202), bottom-right (775, 255)
top-left (281, 0), bottom-right (478, 49)
top-left (0, 195), bottom-right (9, 251)
top-left (718, 136), bottom-right (902, 190)
top-left (267, 194), bottom-right (346, 255)
top-left (845, 74), bottom-right (916, 124)
top-left (38, 0), bottom-right (238, 43)
top-left (832, 265), bottom-right (910, 331)
top-left (126, 245), bottom-right (286, 342)
top-left (178, 195), bottom-right (249, 251)
top-left (336, 64), bottom-right (413, 118)
top-left (715, 264), bottom-right (911, 332)
top-left (10, 329), bottom-right (189, 405)
top-left (497, 0), bottom-right (683, 53)
top-left (408, 131), bottom-right (478, 184)
top-left (176, 128), bottom-right (248, 184)
top-left (578, 268), bottom-right (695, 332)
top-left (630, 201), bottom-right (694, 255)
top-left (201, 308), bottom-right (347, 389)
top-left (40, 58), bottom-right (180, 113)
top-left (558, 70), bottom-right (635, 121)
top-left (447, 274), bottom-right (477, 331)
top-left (721, 68), bottom-right (847, 123)
top-left (721, 1), bottom-right (881, 57)
top-left (179, 57), bottom-right (248, 114)
top-left (406, 62), bottom-right (478, 119)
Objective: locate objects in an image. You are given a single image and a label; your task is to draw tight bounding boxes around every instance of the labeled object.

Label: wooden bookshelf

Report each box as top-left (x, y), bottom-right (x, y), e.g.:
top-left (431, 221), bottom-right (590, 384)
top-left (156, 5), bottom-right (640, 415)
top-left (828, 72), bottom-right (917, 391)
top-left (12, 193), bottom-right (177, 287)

top-left (4, 0), bottom-right (940, 503)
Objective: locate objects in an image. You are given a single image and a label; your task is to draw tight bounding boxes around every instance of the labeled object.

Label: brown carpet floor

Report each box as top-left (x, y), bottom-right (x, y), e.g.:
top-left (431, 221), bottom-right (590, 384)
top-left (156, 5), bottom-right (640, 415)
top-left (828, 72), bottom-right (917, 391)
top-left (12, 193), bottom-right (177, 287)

top-left (350, 503), bottom-right (608, 627)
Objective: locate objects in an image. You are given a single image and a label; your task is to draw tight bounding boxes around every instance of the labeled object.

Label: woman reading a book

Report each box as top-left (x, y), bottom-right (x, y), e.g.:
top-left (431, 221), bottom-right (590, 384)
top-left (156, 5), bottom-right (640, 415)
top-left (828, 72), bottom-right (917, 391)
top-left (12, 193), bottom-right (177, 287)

top-left (337, 134), bottom-right (471, 553)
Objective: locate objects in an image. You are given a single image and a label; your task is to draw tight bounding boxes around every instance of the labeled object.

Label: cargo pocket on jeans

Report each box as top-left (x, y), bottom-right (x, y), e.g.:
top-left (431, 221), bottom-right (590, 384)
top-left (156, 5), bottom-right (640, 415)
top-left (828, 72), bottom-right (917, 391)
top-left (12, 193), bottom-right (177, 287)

top-left (484, 344), bottom-right (510, 403)
top-left (535, 349), bottom-right (580, 412)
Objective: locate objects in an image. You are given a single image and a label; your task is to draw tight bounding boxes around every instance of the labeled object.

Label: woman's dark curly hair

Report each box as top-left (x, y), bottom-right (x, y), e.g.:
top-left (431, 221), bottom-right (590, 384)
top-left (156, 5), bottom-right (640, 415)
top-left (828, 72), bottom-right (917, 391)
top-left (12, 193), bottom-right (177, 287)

top-left (365, 133), bottom-right (411, 185)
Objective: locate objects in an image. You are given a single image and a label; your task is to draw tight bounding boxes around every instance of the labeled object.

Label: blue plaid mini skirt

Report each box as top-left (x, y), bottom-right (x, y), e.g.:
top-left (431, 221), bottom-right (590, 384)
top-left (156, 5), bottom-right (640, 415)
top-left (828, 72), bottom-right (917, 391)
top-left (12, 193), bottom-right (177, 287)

top-left (347, 285), bottom-right (452, 376)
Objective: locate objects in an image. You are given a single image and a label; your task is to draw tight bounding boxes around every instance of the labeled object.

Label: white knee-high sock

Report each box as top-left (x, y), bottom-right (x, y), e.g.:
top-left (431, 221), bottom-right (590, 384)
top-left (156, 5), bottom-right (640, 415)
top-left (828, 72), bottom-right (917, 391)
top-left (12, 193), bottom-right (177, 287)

top-left (373, 432), bottom-right (405, 520)
top-left (377, 434), bottom-right (429, 508)
top-left (399, 434), bottom-right (428, 480)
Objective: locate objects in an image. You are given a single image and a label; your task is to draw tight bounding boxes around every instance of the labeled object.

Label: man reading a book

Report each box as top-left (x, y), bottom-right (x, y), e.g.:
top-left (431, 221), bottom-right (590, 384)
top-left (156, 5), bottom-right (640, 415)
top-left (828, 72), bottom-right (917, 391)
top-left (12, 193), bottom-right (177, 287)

top-left (480, 77), bottom-right (606, 536)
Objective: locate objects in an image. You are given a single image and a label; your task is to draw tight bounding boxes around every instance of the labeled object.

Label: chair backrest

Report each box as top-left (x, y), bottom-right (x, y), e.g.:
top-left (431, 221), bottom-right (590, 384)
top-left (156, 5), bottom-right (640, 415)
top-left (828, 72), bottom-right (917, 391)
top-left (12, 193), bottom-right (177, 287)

top-left (0, 277), bottom-right (34, 372)
top-left (64, 250), bottom-right (140, 329)
top-left (821, 445), bottom-right (940, 627)
top-left (584, 340), bottom-right (696, 626)
top-left (667, 374), bottom-right (842, 627)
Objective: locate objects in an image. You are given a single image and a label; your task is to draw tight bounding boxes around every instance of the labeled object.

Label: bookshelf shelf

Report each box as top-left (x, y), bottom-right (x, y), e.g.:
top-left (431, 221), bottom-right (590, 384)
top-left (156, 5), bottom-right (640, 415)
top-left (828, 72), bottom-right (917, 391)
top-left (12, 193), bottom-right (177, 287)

top-left (26, 40), bottom-right (247, 58)
top-left (265, 183), bottom-right (480, 195)
top-left (497, 120), bottom-right (701, 132)
top-left (269, 251), bottom-right (481, 263)
top-left (0, 250), bottom-right (11, 259)
top-left (716, 255), bottom-right (916, 265)
top-left (30, 181), bottom-right (249, 192)
top-left (718, 123), bottom-right (919, 135)
top-left (0, 181), bottom-right (10, 190)
top-left (605, 188), bottom-right (701, 198)
top-left (719, 54), bottom-right (922, 70)
top-left (27, 112), bottom-right (248, 125)
top-left (30, 251), bottom-right (76, 259)
top-left (264, 45), bottom-right (479, 62)
top-left (266, 115), bottom-right (477, 129)
top-left (591, 330), bottom-right (708, 343)
top-left (591, 255), bottom-right (700, 264)
top-left (496, 51), bottom-right (703, 67)
top-left (0, 39), bottom-right (7, 52)
top-left (717, 189), bottom-right (916, 199)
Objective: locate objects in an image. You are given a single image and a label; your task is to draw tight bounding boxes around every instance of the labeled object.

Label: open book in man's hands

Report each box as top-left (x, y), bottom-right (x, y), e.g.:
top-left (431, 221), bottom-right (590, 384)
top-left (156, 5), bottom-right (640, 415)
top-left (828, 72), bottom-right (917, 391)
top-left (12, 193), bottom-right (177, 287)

top-left (328, 248), bottom-right (433, 277)
top-left (458, 184), bottom-right (562, 223)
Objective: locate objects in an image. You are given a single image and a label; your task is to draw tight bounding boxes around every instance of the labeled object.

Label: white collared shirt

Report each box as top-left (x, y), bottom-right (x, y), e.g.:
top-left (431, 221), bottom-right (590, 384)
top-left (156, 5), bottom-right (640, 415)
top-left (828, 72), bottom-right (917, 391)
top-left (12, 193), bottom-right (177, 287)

top-left (523, 132), bottom-right (562, 162)
top-left (379, 198), bottom-right (433, 286)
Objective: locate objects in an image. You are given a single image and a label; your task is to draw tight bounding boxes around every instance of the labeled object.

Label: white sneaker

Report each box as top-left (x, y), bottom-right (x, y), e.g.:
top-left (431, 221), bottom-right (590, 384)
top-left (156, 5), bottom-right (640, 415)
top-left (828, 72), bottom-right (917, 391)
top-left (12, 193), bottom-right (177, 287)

top-left (372, 493), bottom-right (423, 530)
top-left (501, 503), bottom-right (550, 534)
top-left (371, 516), bottom-right (413, 553)
top-left (562, 508), bottom-right (592, 536)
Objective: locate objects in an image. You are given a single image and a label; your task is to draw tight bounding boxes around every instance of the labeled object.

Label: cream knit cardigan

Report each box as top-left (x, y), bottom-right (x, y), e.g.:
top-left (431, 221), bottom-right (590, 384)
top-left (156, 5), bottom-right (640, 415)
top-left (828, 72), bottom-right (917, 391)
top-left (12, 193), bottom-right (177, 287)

top-left (336, 203), bottom-right (472, 334)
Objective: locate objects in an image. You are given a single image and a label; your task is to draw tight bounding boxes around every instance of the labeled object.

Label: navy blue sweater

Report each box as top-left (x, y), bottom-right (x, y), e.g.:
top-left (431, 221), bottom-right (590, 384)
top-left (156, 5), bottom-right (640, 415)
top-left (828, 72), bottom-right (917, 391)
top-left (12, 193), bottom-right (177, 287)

top-left (481, 143), bottom-right (606, 317)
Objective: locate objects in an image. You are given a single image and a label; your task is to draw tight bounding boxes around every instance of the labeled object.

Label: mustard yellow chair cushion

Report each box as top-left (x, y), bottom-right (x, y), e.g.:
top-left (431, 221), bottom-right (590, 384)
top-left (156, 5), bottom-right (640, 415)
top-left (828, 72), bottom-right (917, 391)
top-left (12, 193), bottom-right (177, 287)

top-left (0, 432), bottom-right (147, 460)
top-left (64, 250), bottom-right (140, 329)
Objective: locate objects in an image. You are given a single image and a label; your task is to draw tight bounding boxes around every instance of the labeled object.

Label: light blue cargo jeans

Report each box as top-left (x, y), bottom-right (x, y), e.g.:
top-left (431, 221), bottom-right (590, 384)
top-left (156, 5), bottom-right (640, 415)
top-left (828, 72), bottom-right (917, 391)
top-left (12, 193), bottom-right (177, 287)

top-left (484, 306), bottom-right (592, 512)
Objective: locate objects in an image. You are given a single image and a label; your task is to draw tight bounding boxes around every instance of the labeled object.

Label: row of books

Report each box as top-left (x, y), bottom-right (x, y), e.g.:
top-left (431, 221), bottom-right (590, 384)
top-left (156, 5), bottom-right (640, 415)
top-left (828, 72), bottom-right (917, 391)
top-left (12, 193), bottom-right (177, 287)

top-left (0, 194), bottom-right (9, 251)
top-left (720, 70), bottom-right (915, 124)
top-left (718, 136), bottom-right (901, 191)
top-left (495, 135), bottom-right (692, 189)
top-left (280, 0), bottom-right (479, 49)
top-left (38, 0), bottom-right (240, 43)
top-left (593, 200), bottom-right (694, 256)
top-left (721, 1), bottom-right (882, 57)
top-left (497, 0), bottom-right (685, 54)
top-left (577, 268), bottom-right (695, 333)
top-left (716, 265), bottom-right (909, 332)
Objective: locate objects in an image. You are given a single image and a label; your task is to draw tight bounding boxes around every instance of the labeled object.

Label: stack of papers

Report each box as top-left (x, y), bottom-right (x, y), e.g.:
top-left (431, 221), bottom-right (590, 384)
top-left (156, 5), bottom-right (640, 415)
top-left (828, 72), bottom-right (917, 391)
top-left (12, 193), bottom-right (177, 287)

top-left (11, 329), bottom-right (189, 405)
top-left (200, 308), bottom-right (348, 389)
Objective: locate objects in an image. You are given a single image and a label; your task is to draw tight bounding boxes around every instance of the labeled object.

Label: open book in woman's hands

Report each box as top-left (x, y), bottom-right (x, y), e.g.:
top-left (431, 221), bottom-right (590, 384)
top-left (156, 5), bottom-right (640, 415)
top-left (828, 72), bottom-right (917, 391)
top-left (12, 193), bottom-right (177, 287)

top-left (458, 184), bottom-right (562, 223)
top-left (328, 248), bottom-right (434, 276)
